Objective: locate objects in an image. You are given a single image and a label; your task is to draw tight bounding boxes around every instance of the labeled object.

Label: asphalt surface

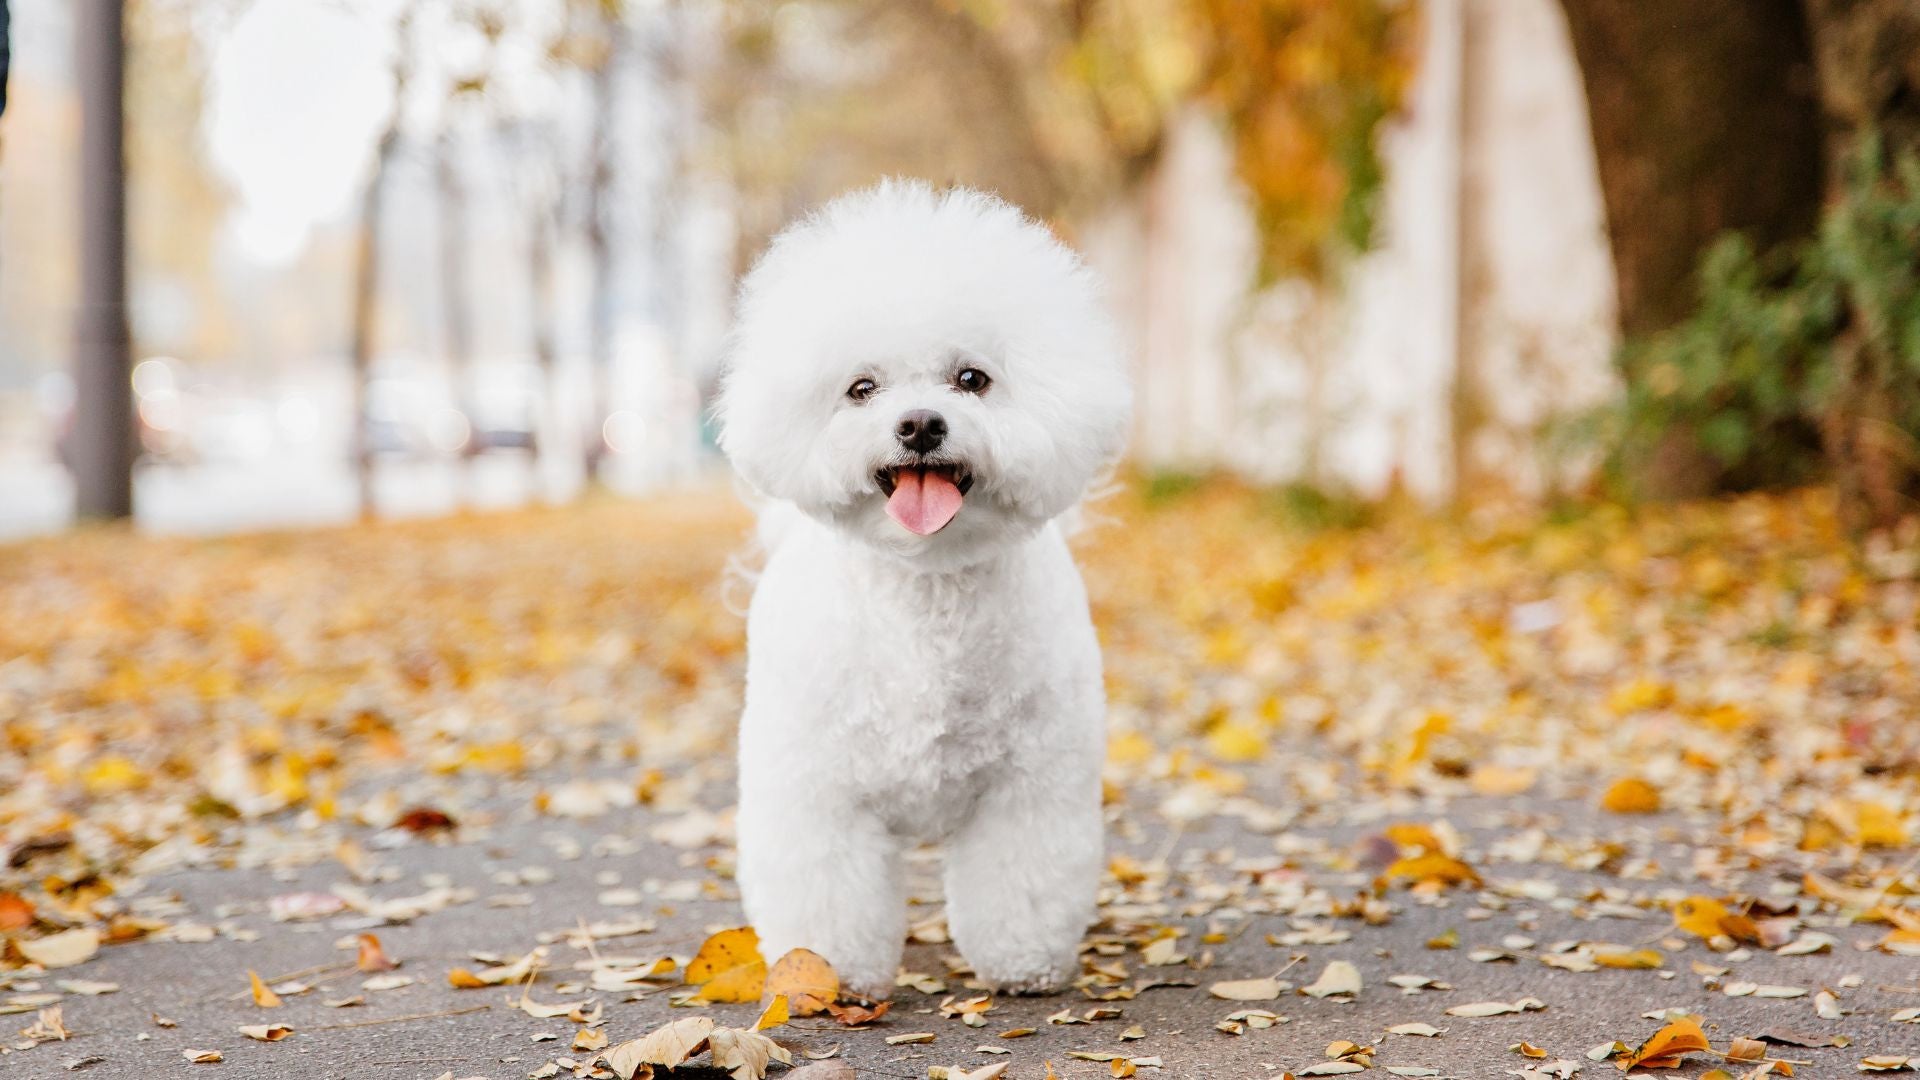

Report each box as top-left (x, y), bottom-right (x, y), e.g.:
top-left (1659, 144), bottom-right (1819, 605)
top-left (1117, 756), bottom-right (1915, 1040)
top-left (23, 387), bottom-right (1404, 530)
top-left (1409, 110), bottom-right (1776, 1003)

top-left (3, 764), bottom-right (1912, 1080)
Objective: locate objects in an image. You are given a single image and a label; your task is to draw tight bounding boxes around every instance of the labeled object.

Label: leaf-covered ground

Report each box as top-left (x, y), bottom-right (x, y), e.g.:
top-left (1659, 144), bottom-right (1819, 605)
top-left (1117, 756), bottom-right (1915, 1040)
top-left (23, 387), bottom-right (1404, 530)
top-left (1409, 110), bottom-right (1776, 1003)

top-left (4, 482), bottom-right (1920, 1079)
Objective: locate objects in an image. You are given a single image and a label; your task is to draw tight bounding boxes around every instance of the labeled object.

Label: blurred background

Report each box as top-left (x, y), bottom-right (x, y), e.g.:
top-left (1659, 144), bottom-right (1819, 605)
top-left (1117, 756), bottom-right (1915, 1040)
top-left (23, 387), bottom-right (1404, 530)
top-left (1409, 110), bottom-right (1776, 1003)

top-left (2, 0), bottom-right (1917, 537)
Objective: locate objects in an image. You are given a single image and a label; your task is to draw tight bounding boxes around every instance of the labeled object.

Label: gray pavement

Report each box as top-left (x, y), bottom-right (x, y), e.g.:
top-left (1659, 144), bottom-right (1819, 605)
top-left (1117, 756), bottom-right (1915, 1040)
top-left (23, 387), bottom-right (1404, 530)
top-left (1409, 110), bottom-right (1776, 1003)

top-left (3, 762), bottom-right (1910, 1080)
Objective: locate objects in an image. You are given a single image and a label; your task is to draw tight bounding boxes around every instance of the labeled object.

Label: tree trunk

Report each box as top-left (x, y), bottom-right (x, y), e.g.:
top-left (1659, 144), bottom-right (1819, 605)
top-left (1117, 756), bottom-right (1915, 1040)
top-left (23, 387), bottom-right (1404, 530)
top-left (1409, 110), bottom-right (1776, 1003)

top-left (582, 18), bottom-right (619, 483)
top-left (436, 131), bottom-right (476, 468)
top-left (1560, 1), bottom-right (1826, 341)
top-left (528, 179), bottom-right (559, 486)
top-left (350, 12), bottom-right (412, 521)
top-left (1802, 0), bottom-right (1920, 167)
top-left (72, 0), bottom-right (134, 520)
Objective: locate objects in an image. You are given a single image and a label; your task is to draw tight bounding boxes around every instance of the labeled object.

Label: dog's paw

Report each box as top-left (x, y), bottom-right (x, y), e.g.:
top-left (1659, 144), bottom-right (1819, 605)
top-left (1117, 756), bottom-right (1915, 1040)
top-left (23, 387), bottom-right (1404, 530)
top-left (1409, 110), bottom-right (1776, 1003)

top-left (984, 968), bottom-right (1072, 997)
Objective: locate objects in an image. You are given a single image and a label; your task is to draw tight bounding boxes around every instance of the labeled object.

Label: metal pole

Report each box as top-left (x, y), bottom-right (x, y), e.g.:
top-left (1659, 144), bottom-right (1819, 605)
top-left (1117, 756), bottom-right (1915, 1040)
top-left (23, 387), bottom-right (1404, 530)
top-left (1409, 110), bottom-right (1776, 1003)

top-left (72, 0), bottom-right (135, 520)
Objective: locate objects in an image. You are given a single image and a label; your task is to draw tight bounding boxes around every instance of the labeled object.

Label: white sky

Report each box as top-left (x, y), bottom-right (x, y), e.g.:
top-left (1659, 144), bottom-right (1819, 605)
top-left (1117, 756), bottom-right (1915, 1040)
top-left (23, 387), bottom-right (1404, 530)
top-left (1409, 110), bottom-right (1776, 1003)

top-left (205, 0), bottom-right (398, 265)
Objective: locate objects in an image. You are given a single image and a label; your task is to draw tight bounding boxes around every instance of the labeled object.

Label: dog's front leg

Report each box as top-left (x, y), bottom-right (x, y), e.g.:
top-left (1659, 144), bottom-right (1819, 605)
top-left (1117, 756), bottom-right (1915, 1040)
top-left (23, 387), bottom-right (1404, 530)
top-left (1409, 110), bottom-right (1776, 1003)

top-left (735, 782), bottom-right (906, 1000)
top-left (943, 767), bottom-right (1100, 994)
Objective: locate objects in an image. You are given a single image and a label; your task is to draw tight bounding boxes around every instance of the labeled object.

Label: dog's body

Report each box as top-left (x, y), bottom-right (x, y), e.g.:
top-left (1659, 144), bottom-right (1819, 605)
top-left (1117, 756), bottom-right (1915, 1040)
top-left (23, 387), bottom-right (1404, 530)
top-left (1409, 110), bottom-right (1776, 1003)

top-left (718, 182), bottom-right (1131, 996)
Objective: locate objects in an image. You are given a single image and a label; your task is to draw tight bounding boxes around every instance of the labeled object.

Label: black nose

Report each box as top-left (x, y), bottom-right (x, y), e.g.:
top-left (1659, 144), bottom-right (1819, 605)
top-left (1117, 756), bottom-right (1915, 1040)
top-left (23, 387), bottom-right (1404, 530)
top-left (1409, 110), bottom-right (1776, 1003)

top-left (895, 409), bottom-right (947, 453)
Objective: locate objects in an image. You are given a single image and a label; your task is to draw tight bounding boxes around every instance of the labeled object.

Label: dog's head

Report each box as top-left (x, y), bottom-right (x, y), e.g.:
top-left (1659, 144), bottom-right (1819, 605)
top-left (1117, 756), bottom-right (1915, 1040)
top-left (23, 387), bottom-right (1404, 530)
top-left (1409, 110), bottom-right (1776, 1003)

top-left (718, 182), bottom-right (1132, 566)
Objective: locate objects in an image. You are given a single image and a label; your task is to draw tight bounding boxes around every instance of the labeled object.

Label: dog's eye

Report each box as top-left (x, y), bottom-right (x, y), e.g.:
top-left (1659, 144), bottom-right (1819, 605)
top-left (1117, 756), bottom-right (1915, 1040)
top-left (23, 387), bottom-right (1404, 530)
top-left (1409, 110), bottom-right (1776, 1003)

top-left (954, 368), bottom-right (991, 394)
top-left (846, 378), bottom-right (878, 403)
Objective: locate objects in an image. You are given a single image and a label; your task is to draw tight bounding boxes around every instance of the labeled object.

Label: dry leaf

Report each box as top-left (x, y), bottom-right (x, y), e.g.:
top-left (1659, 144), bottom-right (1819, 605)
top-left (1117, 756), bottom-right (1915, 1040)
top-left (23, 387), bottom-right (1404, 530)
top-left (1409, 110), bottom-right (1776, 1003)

top-left (764, 947), bottom-right (839, 1016)
top-left (1600, 777), bottom-right (1661, 814)
top-left (355, 933), bottom-right (397, 972)
top-left (604, 1016), bottom-right (714, 1079)
top-left (1301, 960), bottom-right (1362, 998)
top-left (753, 994), bottom-right (791, 1031)
top-left (238, 1023), bottom-right (293, 1042)
top-left (248, 969), bottom-right (284, 1008)
top-left (1209, 977), bottom-right (1284, 1001)
top-left (708, 1025), bottom-right (793, 1080)
top-left (181, 1049), bottom-right (223, 1064)
top-left (18, 928), bottom-right (100, 970)
top-left (688, 927), bottom-right (767, 1004)
top-left (1620, 1016), bottom-right (1709, 1070)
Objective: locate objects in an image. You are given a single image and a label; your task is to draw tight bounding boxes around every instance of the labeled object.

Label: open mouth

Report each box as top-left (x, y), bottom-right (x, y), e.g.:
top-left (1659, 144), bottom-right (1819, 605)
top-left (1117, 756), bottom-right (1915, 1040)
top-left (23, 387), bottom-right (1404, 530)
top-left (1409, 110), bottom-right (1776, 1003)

top-left (876, 463), bottom-right (974, 536)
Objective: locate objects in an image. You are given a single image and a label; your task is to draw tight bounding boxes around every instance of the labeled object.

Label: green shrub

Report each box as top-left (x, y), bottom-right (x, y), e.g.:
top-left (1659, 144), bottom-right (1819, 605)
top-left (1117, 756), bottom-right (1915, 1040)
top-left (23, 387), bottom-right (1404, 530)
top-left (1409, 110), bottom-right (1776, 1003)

top-left (1607, 135), bottom-right (1920, 524)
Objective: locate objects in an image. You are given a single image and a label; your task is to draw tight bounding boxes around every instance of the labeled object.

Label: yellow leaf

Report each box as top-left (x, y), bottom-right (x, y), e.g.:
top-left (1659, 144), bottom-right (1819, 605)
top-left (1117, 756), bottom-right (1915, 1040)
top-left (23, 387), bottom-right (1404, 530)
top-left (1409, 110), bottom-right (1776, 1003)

top-left (1592, 947), bottom-right (1663, 970)
top-left (752, 994), bottom-right (790, 1031)
top-left (1672, 896), bottom-right (1730, 938)
top-left (1619, 1016), bottom-right (1709, 1069)
top-left (248, 970), bottom-right (283, 1008)
top-left (1206, 722), bottom-right (1266, 763)
top-left (1382, 852), bottom-right (1480, 889)
top-left (82, 756), bottom-right (147, 795)
top-left (764, 947), bottom-right (839, 1016)
top-left (689, 927), bottom-right (768, 1003)
top-left (1601, 777), bottom-right (1661, 814)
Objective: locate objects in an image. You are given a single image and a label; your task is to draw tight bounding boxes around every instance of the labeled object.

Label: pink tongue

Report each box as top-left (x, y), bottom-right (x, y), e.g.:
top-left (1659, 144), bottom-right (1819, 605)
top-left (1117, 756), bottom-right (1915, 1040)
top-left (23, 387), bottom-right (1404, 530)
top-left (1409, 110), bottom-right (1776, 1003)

top-left (886, 469), bottom-right (964, 536)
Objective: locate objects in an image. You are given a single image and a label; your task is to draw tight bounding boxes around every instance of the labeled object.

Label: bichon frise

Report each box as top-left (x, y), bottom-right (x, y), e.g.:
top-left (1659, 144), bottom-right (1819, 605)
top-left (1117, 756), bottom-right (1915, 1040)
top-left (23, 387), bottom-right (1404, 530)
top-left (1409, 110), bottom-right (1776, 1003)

top-left (717, 181), bottom-right (1132, 997)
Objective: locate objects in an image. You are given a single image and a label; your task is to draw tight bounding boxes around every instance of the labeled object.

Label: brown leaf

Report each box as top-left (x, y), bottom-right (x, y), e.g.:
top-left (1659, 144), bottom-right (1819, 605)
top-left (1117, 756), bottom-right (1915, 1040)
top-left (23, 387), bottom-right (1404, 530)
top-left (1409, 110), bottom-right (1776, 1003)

top-left (393, 806), bottom-right (457, 834)
top-left (765, 947), bottom-right (840, 1016)
top-left (355, 933), bottom-right (397, 972)
top-left (824, 999), bottom-right (891, 1026)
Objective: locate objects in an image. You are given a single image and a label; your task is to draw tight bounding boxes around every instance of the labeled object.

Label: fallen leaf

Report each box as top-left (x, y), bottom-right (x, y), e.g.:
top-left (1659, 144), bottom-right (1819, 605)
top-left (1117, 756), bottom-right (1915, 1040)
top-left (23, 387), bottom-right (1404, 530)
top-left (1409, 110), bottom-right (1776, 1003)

top-left (688, 927), bottom-right (767, 1004)
top-left (18, 928), bottom-right (100, 970)
top-left (604, 1016), bottom-right (714, 1079)
top-left (248, 969), bottom-right (284, 1008)
top-left (764, 947), bottom-right (838, 1016)
top-left (1209, 977), bottom-right (1285, 1001)
top-left (708, 1025), bottom-right (793, 1080)
top-left (0, 892), bottom-right (34, 932)
top-left (356, 933), bottom-right (397, 972)
top-left (238, 1023), bottom-right (293, 1042)
top-left (181, 1049), bottom-right (223, 1064)
top-left (1619, 1016), bottom-right (1709, 1070)
top-left (1301, 960), bottom-right (1362, 999)
top-left (1601, 777), bottom-right (1661, 814)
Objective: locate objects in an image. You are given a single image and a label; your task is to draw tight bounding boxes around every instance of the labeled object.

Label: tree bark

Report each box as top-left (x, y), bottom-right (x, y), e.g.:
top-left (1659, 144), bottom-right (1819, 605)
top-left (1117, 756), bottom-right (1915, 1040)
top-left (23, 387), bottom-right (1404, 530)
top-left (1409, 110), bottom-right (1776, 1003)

top-left (1559, 0), bottom-right (1826, 340)
top-left (350, 12), bottom-right (412, 521)
top-left (72, 0), bottom-right (134, 520)
top-left (436, 131), bottom-right (476, 466)
top-left (582, 18), bottom-right (619, 483)
top-left (1801, 0), bottom-right (1920, 168)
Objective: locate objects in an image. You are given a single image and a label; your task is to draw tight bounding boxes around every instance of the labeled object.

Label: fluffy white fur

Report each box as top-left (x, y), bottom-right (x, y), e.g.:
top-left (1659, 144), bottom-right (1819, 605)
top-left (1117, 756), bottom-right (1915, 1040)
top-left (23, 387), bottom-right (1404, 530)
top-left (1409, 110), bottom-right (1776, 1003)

top-left (718, 181), bottom-right (1132, 996)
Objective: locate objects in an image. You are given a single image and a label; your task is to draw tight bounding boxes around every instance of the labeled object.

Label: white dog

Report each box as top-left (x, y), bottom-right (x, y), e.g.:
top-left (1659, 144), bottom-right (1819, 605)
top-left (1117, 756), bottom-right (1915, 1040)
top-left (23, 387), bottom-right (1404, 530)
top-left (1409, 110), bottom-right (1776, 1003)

top-left (717, 181), bottom-right (1132, 997)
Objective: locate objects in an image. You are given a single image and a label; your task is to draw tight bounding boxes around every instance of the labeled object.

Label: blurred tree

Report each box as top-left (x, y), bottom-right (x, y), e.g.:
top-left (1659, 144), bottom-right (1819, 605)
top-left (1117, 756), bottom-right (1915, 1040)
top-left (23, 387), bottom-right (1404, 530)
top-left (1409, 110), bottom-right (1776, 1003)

top-left (1189, 0), bottom-right (1418, 281)
top-left (1, 0), bottom-right (10, 121)
top-left (580, 0), bottom-right (623, 483)
top-left (1559, 1), bottom-right (1825, 344)
top-left (705, 0), bottom-right (1414, 281)
top-left (350, 8), bottom-right (416, 520)
top-left (72, 0), bottom-right (134, 519)
top-left (127, 0), bottom-right (237, 363)
top-left (1566, 1), bottom-right (1920, 519)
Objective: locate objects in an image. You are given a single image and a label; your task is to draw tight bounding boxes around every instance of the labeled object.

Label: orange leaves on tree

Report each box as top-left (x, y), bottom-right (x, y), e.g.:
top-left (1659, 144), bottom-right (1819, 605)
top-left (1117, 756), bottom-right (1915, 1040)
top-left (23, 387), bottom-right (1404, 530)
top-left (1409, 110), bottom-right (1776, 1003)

top-left (688, 927), bottom-right (767, 1004)
top-left (1617, 1016), bottom-right (1710, 1070)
